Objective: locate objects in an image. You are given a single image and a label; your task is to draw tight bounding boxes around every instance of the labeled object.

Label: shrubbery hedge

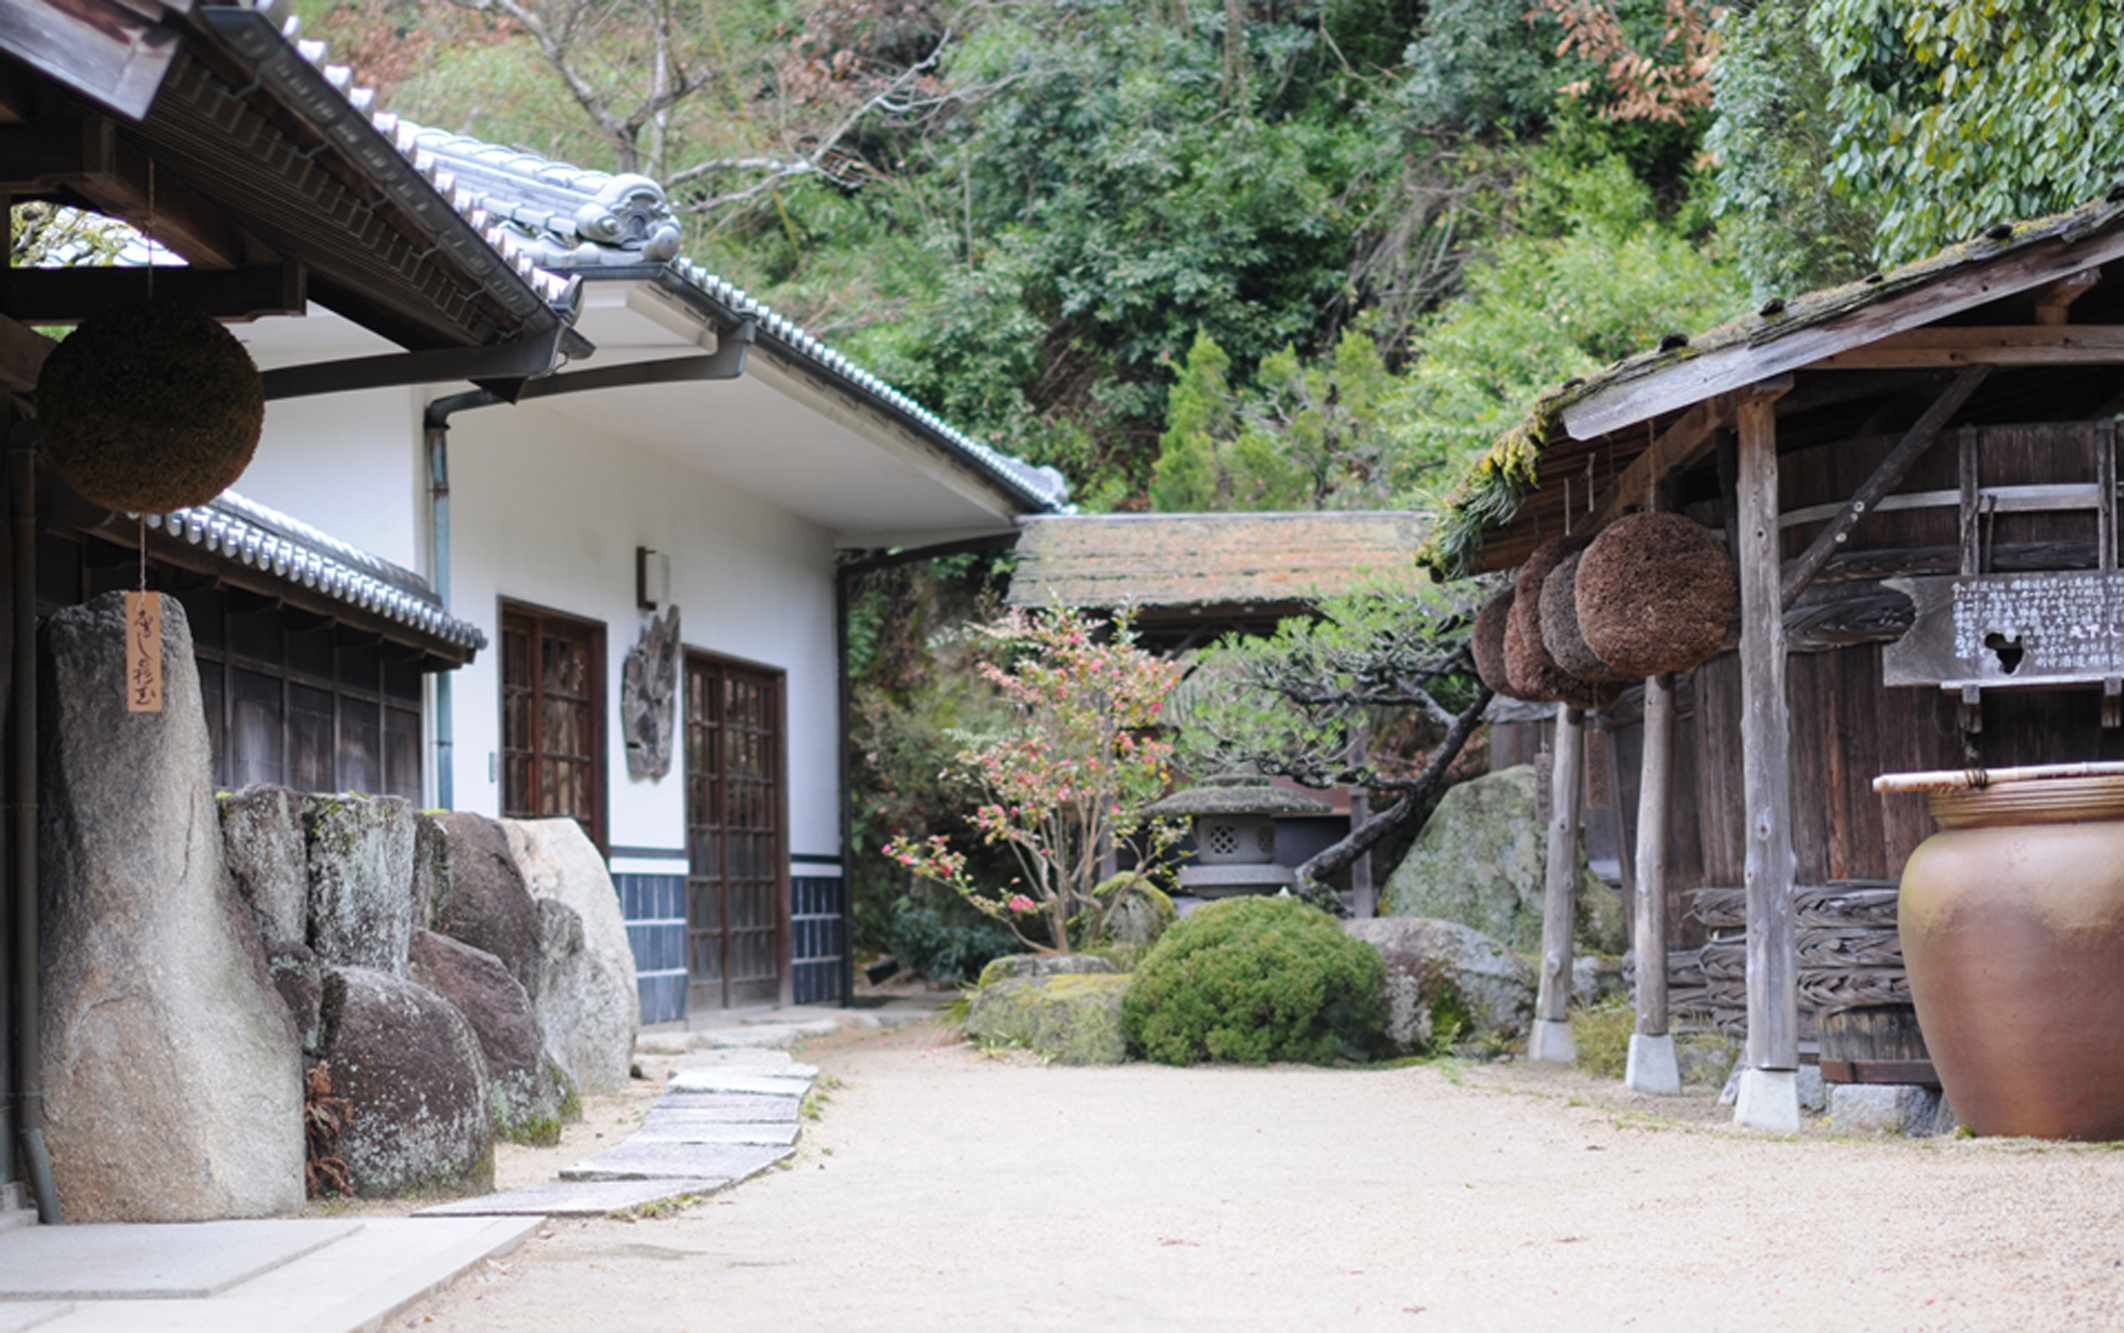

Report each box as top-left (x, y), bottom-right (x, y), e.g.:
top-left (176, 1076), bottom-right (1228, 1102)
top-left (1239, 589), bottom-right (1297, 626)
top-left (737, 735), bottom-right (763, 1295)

top-left (1121, 896), bottom-right (1384, 1065)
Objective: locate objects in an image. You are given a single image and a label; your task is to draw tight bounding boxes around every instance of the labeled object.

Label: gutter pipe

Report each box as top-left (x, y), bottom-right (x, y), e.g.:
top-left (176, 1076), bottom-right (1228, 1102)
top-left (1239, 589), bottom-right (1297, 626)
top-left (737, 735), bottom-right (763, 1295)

top-left (11, 424), bottom-right (58, 1223)
top-left (418, 327), bottom-right (756, 808)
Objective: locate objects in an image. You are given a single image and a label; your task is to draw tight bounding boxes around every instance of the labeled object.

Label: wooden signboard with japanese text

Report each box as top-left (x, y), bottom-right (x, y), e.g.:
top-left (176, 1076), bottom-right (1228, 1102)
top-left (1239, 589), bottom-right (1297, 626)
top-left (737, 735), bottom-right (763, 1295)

top-left (125, 590), bottom-right (162, 713)
top-left (1883, 570), bottom-right (2124, 689)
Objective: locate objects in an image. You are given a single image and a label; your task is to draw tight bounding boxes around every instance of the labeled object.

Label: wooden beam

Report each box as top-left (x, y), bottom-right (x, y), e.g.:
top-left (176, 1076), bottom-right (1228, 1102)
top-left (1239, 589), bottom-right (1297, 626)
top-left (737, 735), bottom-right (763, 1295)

top-left (1813, 324), bottom-right (2124, 369)
top-left (1633, 672), bottom-right (1674, 1040)
top-left (1591, 395), bottom-right (1731, 529)
top-left (1735, 378), bottom-right (1800, 1129)
top-left (1779, 365), bottom-right (1991, 609)
top-left (0, 263), bottom-right (304, 324)
top-left (2034, 271), bottom-right (2101, 325)
top-left (0, 311), bottom-right (55, 392)
top-left (1563, 237), bottom-right (2124, 440)
top-left (0, 116), bottom-right (245, 266)
top-left (1529, 705), bottom-right (1585, 1064)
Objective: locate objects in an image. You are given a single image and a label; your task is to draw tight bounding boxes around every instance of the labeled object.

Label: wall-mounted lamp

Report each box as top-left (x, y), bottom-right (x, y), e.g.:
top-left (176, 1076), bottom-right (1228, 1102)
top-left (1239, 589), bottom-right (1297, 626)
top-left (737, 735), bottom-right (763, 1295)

top-left (636, 546), bottom-right (670, 611)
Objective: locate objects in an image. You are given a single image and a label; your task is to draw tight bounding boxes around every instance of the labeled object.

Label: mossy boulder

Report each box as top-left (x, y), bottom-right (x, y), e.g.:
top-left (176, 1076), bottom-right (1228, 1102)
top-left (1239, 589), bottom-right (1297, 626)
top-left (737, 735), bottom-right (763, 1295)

top-left (976, 953), bottom-right (1119, 987)
top-left (965, 972), bottom-right (1132, 1064)
top-left (1121, 897), bottom-right (1384, 1065)
top-left (1381, 765), bottom-right (1625, 955)
top-left (1344, 917), bottom-right (1536, 1053)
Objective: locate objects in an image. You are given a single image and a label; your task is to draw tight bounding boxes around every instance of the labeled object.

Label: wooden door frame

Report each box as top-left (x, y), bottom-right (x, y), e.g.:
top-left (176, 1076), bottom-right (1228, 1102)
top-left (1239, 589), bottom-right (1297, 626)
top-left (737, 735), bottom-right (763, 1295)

top-left (683, 646), bottom-right (791, 1010)
top-left (498, 598), bottom-right (609, 854)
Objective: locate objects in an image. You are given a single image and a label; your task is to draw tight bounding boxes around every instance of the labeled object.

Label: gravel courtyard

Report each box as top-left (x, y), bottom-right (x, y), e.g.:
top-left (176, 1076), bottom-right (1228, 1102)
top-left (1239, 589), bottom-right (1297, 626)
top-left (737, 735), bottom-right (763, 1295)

top-left (408, 1023), bottom-right (2124, 1331)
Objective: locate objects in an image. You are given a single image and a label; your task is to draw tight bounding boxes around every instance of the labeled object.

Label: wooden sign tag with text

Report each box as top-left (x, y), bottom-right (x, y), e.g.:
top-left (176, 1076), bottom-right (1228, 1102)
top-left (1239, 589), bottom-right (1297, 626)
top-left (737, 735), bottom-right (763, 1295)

top-left (125, 591), bottom-right (162, 713)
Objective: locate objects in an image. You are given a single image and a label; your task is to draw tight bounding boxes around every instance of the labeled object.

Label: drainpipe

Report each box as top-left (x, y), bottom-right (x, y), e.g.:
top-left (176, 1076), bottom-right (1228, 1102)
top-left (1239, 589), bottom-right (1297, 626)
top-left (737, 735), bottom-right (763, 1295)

top-left (11, 424), bottom-right (59, 1223)
top-left (424, 420), bottom-right (454, 809)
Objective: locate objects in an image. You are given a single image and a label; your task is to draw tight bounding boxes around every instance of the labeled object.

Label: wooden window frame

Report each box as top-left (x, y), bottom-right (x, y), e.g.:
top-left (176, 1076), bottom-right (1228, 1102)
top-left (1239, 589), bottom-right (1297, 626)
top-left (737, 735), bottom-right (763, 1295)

top-left (499, 599), bottom-right (608, 854)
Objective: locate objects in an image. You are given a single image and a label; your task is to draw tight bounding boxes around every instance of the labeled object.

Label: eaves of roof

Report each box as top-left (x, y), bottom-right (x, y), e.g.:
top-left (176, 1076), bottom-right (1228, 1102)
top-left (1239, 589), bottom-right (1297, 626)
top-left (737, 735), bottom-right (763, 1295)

top-left (1421, 189), bottom-right (2124, 578)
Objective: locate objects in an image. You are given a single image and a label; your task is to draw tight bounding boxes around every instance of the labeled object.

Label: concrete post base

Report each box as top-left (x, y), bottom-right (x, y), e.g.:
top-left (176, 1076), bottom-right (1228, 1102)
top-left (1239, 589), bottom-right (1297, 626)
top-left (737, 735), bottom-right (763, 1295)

top-left (1624, 1033), bottom-right (1681, 1094)
top-left (1528, 1018), bottom-right (1576, 1064)
top-left (1733, 1067), bottom-right (1801, 1133)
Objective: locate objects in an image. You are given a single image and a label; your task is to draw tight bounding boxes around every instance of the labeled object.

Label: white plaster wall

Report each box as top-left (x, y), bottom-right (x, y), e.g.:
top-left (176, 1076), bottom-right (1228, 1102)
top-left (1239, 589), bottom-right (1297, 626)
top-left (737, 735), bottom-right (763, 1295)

top-left (235, 386), bottom-right (428, 574)
top-left (443, 401), bottom-right (841, 859)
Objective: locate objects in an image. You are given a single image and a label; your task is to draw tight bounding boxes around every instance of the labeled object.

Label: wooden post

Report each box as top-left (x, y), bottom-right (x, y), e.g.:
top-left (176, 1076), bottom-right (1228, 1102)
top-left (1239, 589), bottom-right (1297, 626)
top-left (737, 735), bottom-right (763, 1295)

top-left (1625, 670), bottom-right (1680, 1093)
top-left (1734, 381), bottom-right (1801, 1131)
top-left (1349, 723), bottom-right (1375, 918)
top-left (1529, 704), bottom-right (1585, 1063)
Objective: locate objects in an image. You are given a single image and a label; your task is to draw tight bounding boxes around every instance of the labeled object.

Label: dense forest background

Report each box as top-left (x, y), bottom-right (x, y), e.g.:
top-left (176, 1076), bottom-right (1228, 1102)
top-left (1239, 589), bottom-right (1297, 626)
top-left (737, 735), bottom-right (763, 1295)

top-left (295, 0), bottom-right (2124, 959)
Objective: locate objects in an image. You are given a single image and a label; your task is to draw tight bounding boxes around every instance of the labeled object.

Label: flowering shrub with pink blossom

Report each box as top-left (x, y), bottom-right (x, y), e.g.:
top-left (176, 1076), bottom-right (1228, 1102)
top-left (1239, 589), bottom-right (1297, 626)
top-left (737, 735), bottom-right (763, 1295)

top-left (885, 605), bottom-right (1185, 954)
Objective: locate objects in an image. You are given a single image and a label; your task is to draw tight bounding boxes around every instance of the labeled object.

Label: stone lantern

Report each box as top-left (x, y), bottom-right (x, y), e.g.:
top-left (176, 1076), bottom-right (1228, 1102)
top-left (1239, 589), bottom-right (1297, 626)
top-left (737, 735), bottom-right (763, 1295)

top-left (1144, 775), bottom-right (1333, 898)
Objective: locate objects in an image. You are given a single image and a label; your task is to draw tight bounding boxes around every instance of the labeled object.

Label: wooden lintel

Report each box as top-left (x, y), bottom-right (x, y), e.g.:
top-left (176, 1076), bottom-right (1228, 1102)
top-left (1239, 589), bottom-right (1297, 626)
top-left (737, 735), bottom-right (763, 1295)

top-left (2035, 271), bottom-right (2102, 325)
top-left (0, 312), bottom-right (57, 392)
top-left (1779, 365), bottom-right (1991, 609)
top-left (1814, 324), bottom-right (2124, 369)
top-left (67, 135), bottom-right (246, 269)
top-left (0, 115), bottom-right (116, 192)
top-left (1, 263), bottom-right (305, 325)
top-left (1591, 395), bottom-right (1731, 528)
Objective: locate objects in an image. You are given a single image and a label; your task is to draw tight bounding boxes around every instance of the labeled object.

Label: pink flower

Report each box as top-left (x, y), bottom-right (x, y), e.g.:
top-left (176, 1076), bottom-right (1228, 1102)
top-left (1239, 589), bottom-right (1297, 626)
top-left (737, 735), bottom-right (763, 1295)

top-left (1007, 895), bottom-right (1036, 913)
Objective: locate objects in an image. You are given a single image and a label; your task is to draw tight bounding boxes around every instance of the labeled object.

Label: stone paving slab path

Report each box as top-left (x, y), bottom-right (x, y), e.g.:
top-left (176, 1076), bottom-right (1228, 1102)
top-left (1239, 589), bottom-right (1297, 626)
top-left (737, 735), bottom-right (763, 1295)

top-left (409, 1022), bottom-right (2124, 1332)
top-left (416, 1180), bottom-right (731, 1219)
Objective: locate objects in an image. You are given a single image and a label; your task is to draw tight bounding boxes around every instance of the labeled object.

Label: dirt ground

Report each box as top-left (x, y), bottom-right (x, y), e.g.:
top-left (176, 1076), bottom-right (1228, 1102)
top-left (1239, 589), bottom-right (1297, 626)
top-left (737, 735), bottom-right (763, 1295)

top-left (403, 1023), bottom-right (2124, 1331)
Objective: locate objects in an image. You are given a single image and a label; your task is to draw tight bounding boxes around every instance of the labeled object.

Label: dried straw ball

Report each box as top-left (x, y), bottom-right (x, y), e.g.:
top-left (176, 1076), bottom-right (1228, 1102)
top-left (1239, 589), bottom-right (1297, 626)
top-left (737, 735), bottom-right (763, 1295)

top-left (1538, 550), bottom-right (1636, 684)
top-left (1508, 534), bottom-right (1590, 668)
top-left (38, 303), bottom-right (265, 513)
top-left (1505, 609), bottom-right (1618, 709)
top-left (1470, 588), bottom-right (1524, 698)
top-left (1574, 511), bottom-right (1737, 676)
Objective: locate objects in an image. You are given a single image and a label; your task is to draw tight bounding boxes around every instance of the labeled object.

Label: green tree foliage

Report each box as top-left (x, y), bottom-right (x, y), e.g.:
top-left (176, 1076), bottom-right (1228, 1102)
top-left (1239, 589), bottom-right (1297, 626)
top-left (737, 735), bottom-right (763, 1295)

top-left (1121, 896), bottom-right (1385, 1064)
top-left (1810, 0), bottom-right (2124, 267)
top-left (1389, 143), bottom-right (1746, 482)
top-left (1704, 0), bottom-right (1876, 299)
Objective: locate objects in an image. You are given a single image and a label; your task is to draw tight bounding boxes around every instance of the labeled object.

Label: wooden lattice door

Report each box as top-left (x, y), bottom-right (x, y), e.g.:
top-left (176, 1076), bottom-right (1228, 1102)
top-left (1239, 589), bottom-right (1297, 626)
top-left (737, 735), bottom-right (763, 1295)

top-left (686, 653), bottom-right (786, 1009)
top-left (500, 605), bottom-right (605, 850)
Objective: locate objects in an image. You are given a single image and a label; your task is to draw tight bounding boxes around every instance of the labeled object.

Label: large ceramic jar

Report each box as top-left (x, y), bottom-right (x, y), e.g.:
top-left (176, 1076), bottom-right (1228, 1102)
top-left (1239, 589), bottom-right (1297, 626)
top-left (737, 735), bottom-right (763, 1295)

top-left (1898, 774), bottom-right (2124, 1140)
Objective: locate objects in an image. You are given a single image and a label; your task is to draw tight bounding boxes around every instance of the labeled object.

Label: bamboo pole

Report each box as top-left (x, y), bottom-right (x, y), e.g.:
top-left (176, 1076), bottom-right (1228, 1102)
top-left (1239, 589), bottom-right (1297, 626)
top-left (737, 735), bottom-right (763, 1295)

top-left (1873, 760), bottom-right (2124, 793)
top-left (1529, 705), bottom-right (1584, 1064)
top-left (1735, 385), bottom-right (1801, 1131)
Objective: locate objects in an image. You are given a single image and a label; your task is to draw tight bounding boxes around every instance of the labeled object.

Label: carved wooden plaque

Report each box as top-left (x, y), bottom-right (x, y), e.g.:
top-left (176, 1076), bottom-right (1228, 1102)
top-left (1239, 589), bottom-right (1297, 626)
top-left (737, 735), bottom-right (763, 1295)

top-left (1883, 571), bottom-right (2124, 688)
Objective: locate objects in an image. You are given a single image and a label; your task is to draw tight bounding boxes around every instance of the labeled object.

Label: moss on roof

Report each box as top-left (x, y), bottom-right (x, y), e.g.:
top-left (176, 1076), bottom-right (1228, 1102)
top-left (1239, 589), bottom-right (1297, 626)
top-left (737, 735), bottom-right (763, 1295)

top-left (1417, 189), bottom-right (2124, 579)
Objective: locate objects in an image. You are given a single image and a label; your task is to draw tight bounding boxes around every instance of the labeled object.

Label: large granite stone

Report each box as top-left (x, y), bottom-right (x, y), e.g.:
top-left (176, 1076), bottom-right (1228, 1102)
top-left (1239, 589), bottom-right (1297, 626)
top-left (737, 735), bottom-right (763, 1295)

top-left (303, 791), bottom-right (417, 975)
top-left (1380, 765), bottom-right (1626, 955)
top-left (1344, 916), bottom-right (1536, 1053)
top-left (407, 930), bottom-right (566, 1143)
top-left (965, 973), bottom-right (1132, 1065)
top-left (265, 940), bottom-right (324, 1054)
top-left (218, 785), bottom-right (307, 943)
top-left (503, 819), bottom-right (640, 1095)
top-left (317, 965), bottom-right (493, 1198)
top-left (423, 812), bottom-right (542, 993)
top-left (37, 592), bottom-right (304, 1220)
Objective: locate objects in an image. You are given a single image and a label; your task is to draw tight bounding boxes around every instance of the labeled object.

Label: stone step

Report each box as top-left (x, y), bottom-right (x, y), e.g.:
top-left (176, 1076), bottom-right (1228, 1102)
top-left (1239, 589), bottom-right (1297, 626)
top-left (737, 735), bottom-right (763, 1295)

top-left (665, 1069), bottom-right (814, 1098)
top-left (561, 1141), bottom-right (794, 1183)
top-left (668, 1054), bottom-right (818, 1079)
top-left (0, 1220), bottom-right (363, 1301)
top-left (691, 1021), bottom-right (840, 1049)
top-left (415, 1178), bottom-right (729, 1218)
top-left (654, 1092), bottom-right (802, 1119)
top-left (631, 1119), bottom-right (799, 1147)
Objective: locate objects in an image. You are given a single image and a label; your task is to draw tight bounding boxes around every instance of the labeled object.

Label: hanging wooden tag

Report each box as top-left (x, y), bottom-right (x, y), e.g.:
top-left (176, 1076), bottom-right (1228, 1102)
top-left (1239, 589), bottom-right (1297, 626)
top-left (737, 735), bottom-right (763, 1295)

top-left (125, 591), bottom-right (163, 713)
top-left (1585, 728), bottom-right (1612, 809)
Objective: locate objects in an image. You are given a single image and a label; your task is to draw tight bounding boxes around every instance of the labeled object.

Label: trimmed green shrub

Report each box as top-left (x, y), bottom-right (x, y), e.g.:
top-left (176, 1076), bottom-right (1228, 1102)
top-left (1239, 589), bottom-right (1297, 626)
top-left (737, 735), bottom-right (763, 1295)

top-left (888, 900), bottom-right (1018, 986)
top-left (1121, 897), bottom-right (1385, 1065)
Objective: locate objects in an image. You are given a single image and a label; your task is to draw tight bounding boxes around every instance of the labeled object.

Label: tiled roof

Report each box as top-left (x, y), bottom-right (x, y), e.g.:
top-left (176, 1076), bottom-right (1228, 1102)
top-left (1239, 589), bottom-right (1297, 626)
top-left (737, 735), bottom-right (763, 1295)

top-left (1008, 511), bottom-right (1427, 609)
top-left (403, 126), bottom-right (1071, 514)
top-left (144, 491), bottom-right (486, 652)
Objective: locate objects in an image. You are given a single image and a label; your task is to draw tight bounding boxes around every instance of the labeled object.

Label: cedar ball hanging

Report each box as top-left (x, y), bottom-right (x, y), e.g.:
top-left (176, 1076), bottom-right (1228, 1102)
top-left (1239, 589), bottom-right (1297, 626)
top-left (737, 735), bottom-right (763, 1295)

top-left (1539, 550), bottom-right (1635, 684)
top-left (1504, 534), bottom-right (1617, 708)
top-left (1504, 610), bottom-right (1618, 709)
top-left (37, 303), bottom-right (265, 514)
top-left (1574, 511), bottom-right (1737, 676)
top-left (1471, 588), bottom-right (1527, 700)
